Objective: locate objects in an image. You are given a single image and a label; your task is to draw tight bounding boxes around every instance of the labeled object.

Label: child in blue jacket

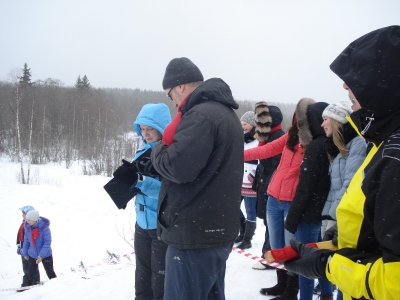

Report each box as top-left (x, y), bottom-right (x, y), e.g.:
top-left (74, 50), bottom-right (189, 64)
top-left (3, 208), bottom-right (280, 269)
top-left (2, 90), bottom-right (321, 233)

top-left (17, 205), bottom-right (36, 287)
top-left (22, 210), bottom-right (56, 286)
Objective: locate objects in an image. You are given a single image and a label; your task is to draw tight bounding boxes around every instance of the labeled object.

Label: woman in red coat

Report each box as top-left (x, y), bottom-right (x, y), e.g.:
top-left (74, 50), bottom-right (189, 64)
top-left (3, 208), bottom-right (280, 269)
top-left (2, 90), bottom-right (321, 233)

top-left (244, 98), bottom-right (314, 299)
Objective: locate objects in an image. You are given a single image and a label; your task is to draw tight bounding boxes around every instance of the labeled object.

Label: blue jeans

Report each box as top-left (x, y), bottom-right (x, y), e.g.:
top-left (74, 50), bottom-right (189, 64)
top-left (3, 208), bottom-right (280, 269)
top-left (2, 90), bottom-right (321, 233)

top-left (266, 196), bottom-right (295, 250)
top-left (164, 243), bottom-right (233, 300)
top-left (296, 220), bottom-right (332, 300)
top-left (243, 196), bottom-right (257, 221)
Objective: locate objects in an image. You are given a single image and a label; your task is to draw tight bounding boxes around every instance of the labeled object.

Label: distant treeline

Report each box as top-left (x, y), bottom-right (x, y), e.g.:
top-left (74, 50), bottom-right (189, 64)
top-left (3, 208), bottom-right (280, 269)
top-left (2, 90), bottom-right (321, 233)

top-left (0, 64), bottom-right (296, 180)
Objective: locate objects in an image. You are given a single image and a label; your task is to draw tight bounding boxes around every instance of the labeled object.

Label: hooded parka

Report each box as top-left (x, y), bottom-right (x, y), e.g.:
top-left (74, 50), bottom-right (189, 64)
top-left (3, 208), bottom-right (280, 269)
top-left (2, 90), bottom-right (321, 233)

top-left (326, 25), bottom-right (400, 300)
top-left (133, 103), bottom-right (171, 230)
top-left (22, 217), bottom-right (52, 259)
top-left (284, 101), bottom-right (330, 233)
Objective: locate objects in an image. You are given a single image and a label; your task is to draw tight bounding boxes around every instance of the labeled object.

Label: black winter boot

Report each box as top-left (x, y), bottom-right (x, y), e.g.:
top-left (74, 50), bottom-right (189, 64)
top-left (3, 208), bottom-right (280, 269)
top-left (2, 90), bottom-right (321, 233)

top-left (270, 274), bottom-right (299, 300)
top-left (260, 269), bottom-right (288, 296)
top-left (234, 216), bottom-right (246, 243)
top-left (237, 221), bottom-right (256, 250)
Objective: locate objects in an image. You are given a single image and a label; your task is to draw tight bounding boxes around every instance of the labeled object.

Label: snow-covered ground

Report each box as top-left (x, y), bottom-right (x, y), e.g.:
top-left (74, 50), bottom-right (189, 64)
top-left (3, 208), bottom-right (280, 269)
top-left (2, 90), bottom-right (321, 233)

top-left (0, 159), bottom-right (324, 299)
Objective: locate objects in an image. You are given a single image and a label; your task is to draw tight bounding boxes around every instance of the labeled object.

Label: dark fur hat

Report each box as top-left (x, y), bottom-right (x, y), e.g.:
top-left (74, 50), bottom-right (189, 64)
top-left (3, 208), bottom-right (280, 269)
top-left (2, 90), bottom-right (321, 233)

top-left (254, 102), bottom-right (272, 142)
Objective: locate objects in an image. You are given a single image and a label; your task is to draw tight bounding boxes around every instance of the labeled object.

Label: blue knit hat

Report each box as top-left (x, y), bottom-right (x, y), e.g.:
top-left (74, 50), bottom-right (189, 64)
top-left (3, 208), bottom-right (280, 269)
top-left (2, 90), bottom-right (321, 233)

top-left (19, 205), bottom-right (35, 214)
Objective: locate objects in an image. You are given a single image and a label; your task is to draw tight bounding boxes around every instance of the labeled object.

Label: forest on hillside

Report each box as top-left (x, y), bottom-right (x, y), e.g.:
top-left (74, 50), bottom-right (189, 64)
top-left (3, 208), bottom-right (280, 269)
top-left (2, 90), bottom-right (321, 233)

top-left (0, 64), bottom-right (296, 183)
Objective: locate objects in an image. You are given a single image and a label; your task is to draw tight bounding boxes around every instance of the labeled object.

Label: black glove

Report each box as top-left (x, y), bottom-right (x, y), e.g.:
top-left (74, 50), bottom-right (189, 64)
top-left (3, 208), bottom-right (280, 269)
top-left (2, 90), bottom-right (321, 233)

top-left (322, 224), bottom-right (338, 246)
top-left (284, 239), bottom-right (334, 279)
top-left (136, 157), bottom-right (159, 177)
top-left (112, 159), bottom-right (138, 186)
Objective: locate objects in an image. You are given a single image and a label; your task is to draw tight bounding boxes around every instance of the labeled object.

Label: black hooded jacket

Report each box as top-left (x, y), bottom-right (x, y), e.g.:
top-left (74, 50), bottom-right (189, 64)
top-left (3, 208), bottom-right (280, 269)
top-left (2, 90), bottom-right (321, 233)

top-left (253, 105), bottom-right (285, 219)
top-left (325, 26), bottom-right (400, 299)
top-left (151, 78), bottom-right (244, 249)
top-left (330, 25), bottom-right (400, 144)
top-left (285, 102), bottom-right (330, 233)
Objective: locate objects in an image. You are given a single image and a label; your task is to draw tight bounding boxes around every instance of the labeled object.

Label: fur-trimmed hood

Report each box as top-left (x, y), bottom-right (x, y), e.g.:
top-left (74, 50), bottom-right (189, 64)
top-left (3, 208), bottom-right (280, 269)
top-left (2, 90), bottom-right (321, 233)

top-left (296, 99), bottom-right (328, 146)
top-left (296, 98), bottom-right (316, 146)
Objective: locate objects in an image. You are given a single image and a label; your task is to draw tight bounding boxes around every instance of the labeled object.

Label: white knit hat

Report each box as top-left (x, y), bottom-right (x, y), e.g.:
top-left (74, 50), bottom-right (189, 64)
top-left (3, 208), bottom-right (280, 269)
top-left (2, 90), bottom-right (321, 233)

top-left (322, 101), bottom-right (353, 124)
top-left (25, 210), bottom-right (40, 222)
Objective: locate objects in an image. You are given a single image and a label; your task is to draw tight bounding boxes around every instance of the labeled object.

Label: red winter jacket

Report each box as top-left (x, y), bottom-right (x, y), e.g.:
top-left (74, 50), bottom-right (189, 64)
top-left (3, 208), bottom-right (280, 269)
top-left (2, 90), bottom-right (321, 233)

top-left (244, 133), bottom-right (303, 201)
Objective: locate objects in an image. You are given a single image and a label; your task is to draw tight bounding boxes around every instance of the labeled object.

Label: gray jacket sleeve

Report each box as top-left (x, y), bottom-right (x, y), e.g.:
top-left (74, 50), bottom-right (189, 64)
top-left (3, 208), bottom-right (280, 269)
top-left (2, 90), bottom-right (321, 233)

top-left (329, 136), bottom-right (366, 219)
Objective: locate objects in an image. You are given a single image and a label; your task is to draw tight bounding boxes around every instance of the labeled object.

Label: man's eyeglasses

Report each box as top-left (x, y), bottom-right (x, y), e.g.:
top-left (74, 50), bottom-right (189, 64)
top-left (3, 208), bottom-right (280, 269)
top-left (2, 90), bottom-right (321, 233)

top-left (167, 86), bottom-right (175, 100)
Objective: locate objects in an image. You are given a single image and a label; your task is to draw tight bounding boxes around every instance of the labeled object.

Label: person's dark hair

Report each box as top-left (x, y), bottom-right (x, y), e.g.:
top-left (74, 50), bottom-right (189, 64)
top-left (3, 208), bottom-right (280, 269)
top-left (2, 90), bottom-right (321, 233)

top-left (244, 126), bottom-right (256, 143)
top-left (250, 126), bottom-right (256, 137)
top-left (286, 113), bottom-right (299, 151)
top-left (286, 125), bottom-right (299, 151)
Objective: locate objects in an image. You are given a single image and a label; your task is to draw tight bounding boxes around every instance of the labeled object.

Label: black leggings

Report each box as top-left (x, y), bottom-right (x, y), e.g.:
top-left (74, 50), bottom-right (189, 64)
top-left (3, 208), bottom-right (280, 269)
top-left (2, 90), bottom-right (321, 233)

top-left (26, 255), bottom-right (57, 286)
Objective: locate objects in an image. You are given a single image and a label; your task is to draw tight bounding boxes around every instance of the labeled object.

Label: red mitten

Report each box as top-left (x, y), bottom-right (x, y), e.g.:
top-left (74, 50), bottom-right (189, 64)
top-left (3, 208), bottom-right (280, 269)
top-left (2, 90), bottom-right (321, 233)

top-left (265, 241), bottom-right (335, 263)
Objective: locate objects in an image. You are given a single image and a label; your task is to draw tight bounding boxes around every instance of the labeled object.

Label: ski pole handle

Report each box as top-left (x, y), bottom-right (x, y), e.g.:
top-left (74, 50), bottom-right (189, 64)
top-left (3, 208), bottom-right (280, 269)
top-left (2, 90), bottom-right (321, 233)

top-left (264, 240), bottom-right (338, 263)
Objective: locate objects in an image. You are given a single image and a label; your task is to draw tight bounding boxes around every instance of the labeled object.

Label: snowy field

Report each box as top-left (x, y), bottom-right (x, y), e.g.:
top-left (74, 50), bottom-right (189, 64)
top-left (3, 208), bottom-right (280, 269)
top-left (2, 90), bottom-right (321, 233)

top-left (0, 159), bottom-right (325, 299)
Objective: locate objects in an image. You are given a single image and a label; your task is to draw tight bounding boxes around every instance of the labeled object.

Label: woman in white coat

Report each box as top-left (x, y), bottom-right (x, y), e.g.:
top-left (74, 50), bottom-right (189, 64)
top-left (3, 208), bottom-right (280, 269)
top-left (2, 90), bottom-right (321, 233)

top-left (235, 111), bottom-right (259, 250)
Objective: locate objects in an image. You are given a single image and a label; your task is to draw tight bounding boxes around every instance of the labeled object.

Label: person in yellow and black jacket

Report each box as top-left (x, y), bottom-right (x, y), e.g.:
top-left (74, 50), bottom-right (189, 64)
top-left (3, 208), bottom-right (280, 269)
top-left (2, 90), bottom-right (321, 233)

top-left (284, 25), bottom-right (400, 300)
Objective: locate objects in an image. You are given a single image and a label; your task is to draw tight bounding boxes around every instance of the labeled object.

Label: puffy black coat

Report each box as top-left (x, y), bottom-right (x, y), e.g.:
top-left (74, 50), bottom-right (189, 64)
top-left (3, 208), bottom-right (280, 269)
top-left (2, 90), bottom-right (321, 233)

top-left (151, 78), bottom-right (244, 249)
top-left (252, 105), bottom-right (285, 218)
top-left (285, 102), bottom-right (330, 234)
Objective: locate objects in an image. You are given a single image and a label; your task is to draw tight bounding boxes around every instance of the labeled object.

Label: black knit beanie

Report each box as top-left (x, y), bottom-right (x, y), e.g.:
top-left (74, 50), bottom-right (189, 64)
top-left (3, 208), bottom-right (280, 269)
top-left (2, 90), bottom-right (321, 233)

top-left (162, 57), bottom-right (204, 90)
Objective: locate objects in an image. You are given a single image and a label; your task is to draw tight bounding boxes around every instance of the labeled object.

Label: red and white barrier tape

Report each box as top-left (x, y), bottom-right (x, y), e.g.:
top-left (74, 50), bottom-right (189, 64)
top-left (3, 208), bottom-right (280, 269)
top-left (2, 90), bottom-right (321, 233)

top-left (2, 248), bottom-right (279, 292)
top-left (1, 251), bottom-right (136, 292)
top-left (70, 262), bottom-right (103, 273)
top-left (71, 251), bottom-right (135, 273)
top-left (231, 246), bottom-right (286, 270)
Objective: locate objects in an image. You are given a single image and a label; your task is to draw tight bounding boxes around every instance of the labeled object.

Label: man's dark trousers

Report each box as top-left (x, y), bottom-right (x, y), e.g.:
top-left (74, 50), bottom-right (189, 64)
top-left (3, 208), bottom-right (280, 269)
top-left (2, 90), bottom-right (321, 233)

top-left (164, 242), bottom-right (233, 300)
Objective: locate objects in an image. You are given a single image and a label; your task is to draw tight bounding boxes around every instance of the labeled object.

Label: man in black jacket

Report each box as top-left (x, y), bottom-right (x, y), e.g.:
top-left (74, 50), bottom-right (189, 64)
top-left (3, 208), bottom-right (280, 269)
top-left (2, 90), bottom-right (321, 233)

top-left (150, 57), bottom-right (244, 300)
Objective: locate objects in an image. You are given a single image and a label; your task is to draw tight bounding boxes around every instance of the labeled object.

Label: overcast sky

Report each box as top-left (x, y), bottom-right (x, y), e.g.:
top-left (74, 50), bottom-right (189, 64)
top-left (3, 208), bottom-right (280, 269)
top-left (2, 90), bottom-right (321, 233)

top-left (1, 0), bottom-right (399, 104)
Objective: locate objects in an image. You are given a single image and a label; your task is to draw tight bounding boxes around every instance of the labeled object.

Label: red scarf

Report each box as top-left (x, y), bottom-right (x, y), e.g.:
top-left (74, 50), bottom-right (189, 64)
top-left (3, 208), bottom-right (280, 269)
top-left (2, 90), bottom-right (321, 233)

top-left (31, 228), bottom-right (39, 246)
top-left (162, 97), bottom-right (188, 146)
